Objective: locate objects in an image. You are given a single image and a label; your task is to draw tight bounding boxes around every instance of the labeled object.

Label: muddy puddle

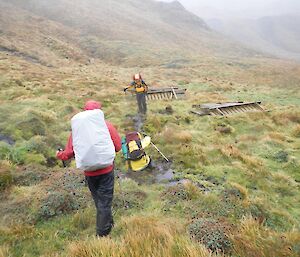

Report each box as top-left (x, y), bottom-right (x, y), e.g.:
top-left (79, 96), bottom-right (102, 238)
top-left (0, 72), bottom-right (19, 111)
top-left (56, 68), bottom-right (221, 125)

top-left (117, 161), bottom-right (188, 187)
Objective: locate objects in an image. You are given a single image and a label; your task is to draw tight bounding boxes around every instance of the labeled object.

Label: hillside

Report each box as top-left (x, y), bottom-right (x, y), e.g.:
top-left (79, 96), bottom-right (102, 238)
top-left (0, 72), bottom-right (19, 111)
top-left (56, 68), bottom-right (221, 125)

top-left (0, 0), bottom-right (300, 256)
top-left (207, 14), bottom-right (300, 61)
top-left (0, 0), bottom-right (259, 67)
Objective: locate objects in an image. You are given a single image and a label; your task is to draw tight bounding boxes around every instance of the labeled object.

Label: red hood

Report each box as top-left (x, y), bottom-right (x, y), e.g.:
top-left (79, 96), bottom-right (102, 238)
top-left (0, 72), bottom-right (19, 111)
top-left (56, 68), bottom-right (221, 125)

top-left (84, 100), bottom-right (102, 111)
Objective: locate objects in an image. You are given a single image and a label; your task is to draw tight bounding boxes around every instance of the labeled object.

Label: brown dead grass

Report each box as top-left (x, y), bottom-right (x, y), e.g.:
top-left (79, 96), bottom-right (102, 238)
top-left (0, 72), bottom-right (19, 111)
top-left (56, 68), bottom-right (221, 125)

top-left (231, 216), bottom-right (300, 257)
top-left (160, 126), bottom-right (193, 144)
top-left (267, 132), bottom-right (286, 141)
top-left (292, 124), bottom-right (300, 137)
top-left (67, 215), bottom-right (217, 257)
top-left (271, 110), bottom-right (300, 126)
top-left (0, 245), bottom-right (10, 257)
top-left (220, 145), bottom-right (263, 168)
top-left (229, 182), bottom-right (249, 203)
top-left (238, 135), bottom-right (259, 143)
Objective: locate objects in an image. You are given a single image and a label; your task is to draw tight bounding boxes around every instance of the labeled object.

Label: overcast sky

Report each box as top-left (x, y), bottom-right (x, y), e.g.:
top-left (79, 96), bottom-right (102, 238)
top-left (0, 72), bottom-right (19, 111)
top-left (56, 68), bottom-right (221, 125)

top-left (160, 0), bottom-right (300, 19)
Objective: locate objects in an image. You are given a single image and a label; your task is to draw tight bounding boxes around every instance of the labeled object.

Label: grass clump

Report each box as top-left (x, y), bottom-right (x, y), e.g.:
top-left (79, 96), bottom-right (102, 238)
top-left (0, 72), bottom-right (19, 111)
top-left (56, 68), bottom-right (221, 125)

top-left (220, 144), bottom-right (263, 168)
top-left (0, 245), bottom-right (10, 257)
top-left (271, 110), bottom-right (300, 125)
top-left (292, 124), bottom-right (300, 137)
top-left (72, 208), bottom-right (94, 230)
top-left (68, 215), bottom-right (215, 257)
top-left (0, 161), bottom-right (13, 191)
top-left (231, 216), bottom-right (300, 257)
top-left (16, 116), bottom-right (46, 140)
top-left (160, 125), bottom-right (193, 144)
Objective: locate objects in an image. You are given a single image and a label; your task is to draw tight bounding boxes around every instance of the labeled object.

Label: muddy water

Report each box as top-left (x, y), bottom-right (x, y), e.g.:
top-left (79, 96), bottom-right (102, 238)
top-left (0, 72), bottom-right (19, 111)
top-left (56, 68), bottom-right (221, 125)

top-left (132, 114), bottom-right (145, 132)
top-left (118, 161), bottom-right (174, 185)
top-left (0, 134), bottom-right (15, 145)
top-left (118, 161), bottom-right (189, 187)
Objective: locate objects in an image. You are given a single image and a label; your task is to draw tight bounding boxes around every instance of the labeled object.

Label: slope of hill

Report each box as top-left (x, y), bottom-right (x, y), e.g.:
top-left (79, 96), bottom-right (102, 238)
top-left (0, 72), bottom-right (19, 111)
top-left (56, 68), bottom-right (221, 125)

top-left (207, 14), bottom-right (300, 61)
top-left (0, 0), bottom-right (257, 67)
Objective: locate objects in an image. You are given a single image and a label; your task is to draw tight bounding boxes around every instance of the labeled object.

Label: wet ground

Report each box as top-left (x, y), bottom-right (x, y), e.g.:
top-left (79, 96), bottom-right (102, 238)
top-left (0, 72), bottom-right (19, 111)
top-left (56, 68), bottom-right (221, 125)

top-left (0, 133), bottom-right (15, 145)
top-left (132, 113), bottom-right (146, 132)
top-left (118, 112), bottom-right (189, 186)
top-left (117, 160), bottom-right (190, 187)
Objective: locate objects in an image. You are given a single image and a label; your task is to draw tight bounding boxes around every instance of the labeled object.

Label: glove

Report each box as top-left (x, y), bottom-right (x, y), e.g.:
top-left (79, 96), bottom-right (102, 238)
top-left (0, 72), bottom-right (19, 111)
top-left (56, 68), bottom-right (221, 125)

top-left (123, 88), bottom-right (127, 92)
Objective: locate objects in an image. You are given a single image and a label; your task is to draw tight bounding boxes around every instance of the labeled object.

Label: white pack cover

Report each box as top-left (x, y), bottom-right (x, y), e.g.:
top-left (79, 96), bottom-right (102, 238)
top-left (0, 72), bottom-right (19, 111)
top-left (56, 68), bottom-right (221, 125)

top-left (71, 109), bottom-right (115, 171)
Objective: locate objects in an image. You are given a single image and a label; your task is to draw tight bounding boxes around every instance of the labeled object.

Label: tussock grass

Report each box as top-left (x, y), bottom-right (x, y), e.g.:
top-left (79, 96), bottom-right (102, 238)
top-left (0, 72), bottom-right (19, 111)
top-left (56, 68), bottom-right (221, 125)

top-left (267, 132), bottom-right (286, 142)
top-left (0, 245), bottom-right (10, 257)
top-left (160, 125), bottom-right (193, 144)
top-left (72, 208), bottom-right (95, 230)
top-left (229, 182), bottom-right (248, 203)
top-left (0, 224), bottom-right (35, 239)
top-left (231, 216), bottom-right (300, 257)
top-left (220, 144), bottom-right (263, 168)
top-left (271, 110), bottom-right (300, 125)
top-left (68, 215), bottom-right (215, 257)
top-left (292, 124), bottom-right (300, 137)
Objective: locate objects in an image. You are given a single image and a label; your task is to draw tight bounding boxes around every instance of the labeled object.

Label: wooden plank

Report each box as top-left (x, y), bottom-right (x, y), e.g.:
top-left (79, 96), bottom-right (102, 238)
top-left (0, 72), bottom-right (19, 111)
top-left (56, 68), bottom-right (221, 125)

top-left (216, 108), bottom-right (225, 116)
top-left (171, 87), bottom-right (178, 100)
top-left (191, 110), bottom-right (208, 116)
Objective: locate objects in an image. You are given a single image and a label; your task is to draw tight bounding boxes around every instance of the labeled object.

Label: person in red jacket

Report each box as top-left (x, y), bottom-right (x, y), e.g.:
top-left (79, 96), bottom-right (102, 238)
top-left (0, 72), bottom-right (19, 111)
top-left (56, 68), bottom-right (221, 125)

top-left (57, 100), bottom-right (121, 237)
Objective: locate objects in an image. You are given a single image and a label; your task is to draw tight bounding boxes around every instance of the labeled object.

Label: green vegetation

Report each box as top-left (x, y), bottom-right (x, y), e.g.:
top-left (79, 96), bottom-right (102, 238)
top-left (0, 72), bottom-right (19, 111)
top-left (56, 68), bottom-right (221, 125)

top-left (1, 61), bottom-right (299, 255)
top-left (0, 0), bottom-right (300, 256)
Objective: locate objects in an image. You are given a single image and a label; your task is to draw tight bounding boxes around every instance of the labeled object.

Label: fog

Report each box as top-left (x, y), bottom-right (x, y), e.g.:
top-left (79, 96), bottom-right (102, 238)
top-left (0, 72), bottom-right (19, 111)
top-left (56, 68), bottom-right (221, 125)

top-left (160, 0), bottom-right (300, 19)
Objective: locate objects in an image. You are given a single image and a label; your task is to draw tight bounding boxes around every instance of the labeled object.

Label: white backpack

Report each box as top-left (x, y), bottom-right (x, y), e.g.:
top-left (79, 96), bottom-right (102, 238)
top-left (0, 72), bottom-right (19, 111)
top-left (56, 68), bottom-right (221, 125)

top-left (71, 109), bottom-right (115, 171)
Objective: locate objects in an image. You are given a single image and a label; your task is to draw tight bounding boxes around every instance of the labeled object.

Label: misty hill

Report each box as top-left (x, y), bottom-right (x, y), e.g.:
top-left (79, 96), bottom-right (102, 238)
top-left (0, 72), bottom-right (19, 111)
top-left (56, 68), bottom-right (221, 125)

top-left (0, 0), bottom-right (254, 67)
top-left (207, 14), bottom-right (300, 61)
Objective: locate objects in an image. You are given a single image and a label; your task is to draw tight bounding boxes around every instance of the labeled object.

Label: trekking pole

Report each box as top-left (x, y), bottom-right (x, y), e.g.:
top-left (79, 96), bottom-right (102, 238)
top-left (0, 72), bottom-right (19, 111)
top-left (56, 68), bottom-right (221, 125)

top-left (150, 142), bottom-right (169, 162)
top-left (140, 131), bottom-right (170, 162)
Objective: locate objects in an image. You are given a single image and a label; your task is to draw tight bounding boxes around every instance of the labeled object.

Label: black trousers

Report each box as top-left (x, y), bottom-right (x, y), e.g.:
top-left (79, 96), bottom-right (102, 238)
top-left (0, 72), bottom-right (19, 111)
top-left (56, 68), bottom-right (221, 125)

top-left (136, 93), bottom-right (147, 114)
top-left (86, 171), bottom-right (114, 237)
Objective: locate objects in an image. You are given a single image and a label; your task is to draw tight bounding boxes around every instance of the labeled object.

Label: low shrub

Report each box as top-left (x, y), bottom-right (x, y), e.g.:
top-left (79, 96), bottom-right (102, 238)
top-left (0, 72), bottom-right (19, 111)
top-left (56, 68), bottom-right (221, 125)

top-left (113, 190), bottom-right (147, 211)
top-left (37, 191), bottom-right (81, 220)
top-left (188, 218), bottom-right (232, 253)
top-left (273, 150), bottom-right (289, 163)
top-left (7, 146), bottom-right (28, 165)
